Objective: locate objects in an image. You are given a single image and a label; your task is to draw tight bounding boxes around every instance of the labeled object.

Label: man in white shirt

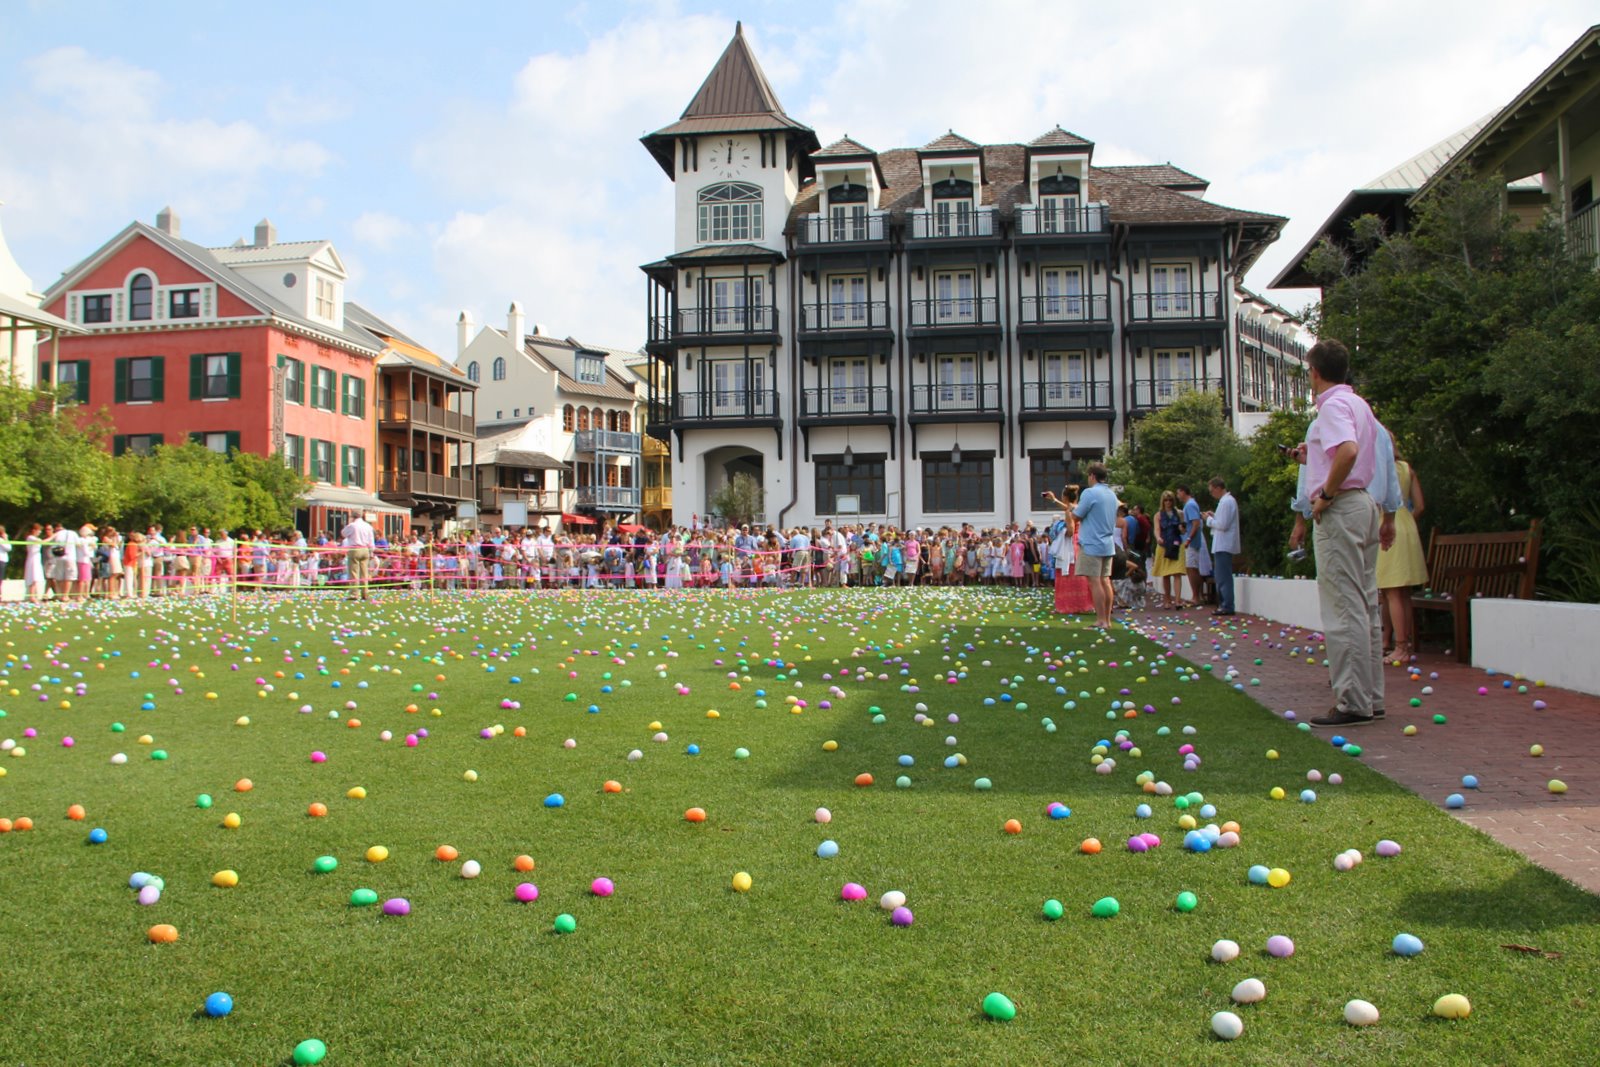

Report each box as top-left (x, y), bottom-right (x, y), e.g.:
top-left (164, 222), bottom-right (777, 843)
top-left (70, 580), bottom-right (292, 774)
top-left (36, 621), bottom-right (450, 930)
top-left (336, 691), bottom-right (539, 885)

top-left (341, 511), bottom-right (377, 600)
top-left (1204, 477), bottom-right (1240, 616)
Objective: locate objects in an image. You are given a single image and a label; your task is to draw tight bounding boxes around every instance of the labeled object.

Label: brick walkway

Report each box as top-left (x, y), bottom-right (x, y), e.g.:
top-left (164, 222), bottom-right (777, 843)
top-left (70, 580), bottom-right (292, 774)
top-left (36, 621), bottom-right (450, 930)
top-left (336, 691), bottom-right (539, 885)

top-left (1134, 609), bottom-right (1600, 895)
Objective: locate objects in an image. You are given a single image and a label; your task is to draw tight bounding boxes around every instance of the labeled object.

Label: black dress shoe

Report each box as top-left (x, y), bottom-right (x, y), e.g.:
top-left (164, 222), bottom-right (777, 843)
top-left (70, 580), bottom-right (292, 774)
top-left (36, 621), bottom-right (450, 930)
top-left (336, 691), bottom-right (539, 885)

top-left (1310, 709), bottom-right (1373, 728)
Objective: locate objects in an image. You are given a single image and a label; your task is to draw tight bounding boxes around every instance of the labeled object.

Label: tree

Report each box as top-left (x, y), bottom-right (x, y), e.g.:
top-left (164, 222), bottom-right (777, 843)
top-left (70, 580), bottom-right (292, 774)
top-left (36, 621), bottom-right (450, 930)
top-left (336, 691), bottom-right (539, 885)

top-left (0, 372), bottom-right (123, 532)
top-left (226, 450), bottom-right (310, 532)
top-left (1106, 390), bottom-right (1247, 515)
top-left (709, 472), bottom-right (764, 528)
top-left (1313, 174), bottom-right (1600, 596)
top-left (114, 443), bottom-right (239, 533)
top-left (1237, 408), bottom-right (1313, 574)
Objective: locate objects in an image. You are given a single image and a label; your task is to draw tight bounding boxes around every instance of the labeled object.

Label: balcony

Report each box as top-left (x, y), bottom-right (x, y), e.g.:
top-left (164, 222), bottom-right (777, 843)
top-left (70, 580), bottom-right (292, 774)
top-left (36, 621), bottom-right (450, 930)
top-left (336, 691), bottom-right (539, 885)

top-left (478, 486), bottom-right (565, 514)
top-left (1569, 200), bottom-right (1599, 269)
top-left (641, 435), bottom-right (670, 458)
top-left (908, 206), bottom-right (999, 241)
top-left (377, 398), bottom-right (474, 436)
top-left (799, 301), bottom-right (891, 333)
top-left (673, 389), bottom-right (779, 423)
top-left (651, 305), bottom-right (779, 343)
top-left (908, 383), bottom-right (1002, 421)
top-left (908, 297), bottom-right (1000, 330)
top-left (574, 428), bottom-right (641, 454)
top-left (377, 470), bottom-right (475, 501)
top-left (575, 485), bottom-right (641, 511)
top-left (1020, 380), bottom-right (1113, 419)
top-left (1129, 377), bottom-right (1224, 411)
top-left (799, 385), bottom-right (895, 424)
top-left (796, 212), bottom-right (889, 246)
top-left (1017, 294), bottom-right (1110, 326)
top-left (1013, 204), bottom-right (1109, 237)
top-left (642, 485), bottom-right (673, 511)
top-left (1127, 292), bottom-right (1223, 323)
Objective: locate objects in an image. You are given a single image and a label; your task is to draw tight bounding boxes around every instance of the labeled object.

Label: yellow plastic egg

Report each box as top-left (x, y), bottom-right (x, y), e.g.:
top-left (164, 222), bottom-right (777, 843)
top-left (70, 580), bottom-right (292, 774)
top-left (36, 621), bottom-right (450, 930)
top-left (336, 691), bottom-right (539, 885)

top-left (222, 812), bottom-right (241, 829)
top-left (822, 740), bottom-right (838, 752)
top-left (732, 871), bottom-right (752, 893)
top-left (1267, 867), bottom-right (1291, 888)
top-left (366, 845), bottom-right (389, 862)
top-left (347, 786), bottom-right (367, 799)
top-left (1432, 993), bottom-right (1471, 1019)
top-left (1270, 787), bottom-right (1286, 800)
top-left (211, 869), bottom-right (239, 888)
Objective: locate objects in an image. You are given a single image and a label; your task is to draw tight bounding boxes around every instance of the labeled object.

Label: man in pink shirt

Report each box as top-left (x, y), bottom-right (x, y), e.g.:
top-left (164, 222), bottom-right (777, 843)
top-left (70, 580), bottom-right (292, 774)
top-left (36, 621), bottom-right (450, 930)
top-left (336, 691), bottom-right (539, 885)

top-left (1293, 339), bottom-right (1394, 729)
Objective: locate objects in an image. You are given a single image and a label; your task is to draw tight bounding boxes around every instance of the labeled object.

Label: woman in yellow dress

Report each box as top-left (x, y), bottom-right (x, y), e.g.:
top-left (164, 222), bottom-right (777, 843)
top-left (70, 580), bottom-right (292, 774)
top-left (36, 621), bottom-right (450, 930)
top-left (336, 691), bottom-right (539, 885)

top-left (1151, 490), bottom-right (1188, 607)
top-left (1378, 437), bottom-right (1428, 659)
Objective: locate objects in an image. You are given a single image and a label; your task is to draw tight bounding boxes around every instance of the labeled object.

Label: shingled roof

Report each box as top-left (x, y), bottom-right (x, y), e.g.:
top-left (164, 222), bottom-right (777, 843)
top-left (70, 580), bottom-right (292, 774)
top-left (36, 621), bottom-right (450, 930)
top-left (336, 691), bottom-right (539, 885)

top-left (921, 130), bottom-right (982, 154)
top-left (1098, 163), bottom-right (1209, 191)
top-left (814, 135), bottom-right (877, 158)
top-left (1027, 126), bottom-right (1094, 150)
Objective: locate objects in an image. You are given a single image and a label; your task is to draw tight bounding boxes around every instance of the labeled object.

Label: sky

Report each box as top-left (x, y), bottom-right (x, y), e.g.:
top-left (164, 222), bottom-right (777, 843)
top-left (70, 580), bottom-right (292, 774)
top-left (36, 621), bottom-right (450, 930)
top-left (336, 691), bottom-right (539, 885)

top-left (1, 0), bottom-right (1594, 359)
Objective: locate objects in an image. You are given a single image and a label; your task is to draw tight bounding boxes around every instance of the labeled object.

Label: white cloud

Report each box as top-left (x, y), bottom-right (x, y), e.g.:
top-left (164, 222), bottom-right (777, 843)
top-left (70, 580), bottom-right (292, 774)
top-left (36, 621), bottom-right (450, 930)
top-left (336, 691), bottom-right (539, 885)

top-left (0, 46), bottom-right (332, 270)
top-left (351, 210), bottom-right (416, 251)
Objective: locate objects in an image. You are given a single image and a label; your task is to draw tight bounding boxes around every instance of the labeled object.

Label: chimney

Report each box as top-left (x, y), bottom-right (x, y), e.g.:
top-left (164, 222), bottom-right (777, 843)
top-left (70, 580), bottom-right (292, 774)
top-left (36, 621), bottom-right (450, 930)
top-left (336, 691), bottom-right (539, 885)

top-left (507, 301), bottom-right (526, 346)
top-left (254, 218), bottom-right (275, 248)
top-left (457, 310), bottom-right (475, 358)
top-left (156, 206), bottom-right (180, 237)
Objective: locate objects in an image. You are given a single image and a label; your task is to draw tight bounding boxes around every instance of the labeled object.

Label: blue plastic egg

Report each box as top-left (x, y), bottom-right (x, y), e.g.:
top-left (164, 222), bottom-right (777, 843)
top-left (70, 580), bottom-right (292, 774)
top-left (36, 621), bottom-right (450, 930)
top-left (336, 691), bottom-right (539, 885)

top-left (1247, 865), bottom-right (1270, 885)
top-left (816, 839), bottom-right (839, 859)
top-left (1392, 933), bottom-right (1425, 956)
top-left (204, 992), bottom-right (234, 1017)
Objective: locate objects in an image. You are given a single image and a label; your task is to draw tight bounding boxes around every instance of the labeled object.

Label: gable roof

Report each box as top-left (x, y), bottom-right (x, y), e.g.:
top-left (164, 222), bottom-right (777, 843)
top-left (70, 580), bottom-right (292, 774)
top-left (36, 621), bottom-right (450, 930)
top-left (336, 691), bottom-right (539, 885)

top-left (814, 135), bottom-right (877, 159)
top-left (1027, 126), bottom-right (1094, 150)
top-left (345, 301), bottom-right (471, 383)
top-left (1098, 163), bottom-right (1208, 191)
top-left (921, 130), bottom-right (982, 154)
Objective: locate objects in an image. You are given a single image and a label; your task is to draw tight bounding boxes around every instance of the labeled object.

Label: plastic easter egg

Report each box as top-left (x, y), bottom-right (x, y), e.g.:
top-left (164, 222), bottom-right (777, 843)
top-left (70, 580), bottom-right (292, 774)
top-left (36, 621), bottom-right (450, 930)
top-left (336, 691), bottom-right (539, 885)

top-left (211, 869), bottom-right (239, 888)
top-left (514, 855), bottom-right (535, 872)
top-left (1344, 999), bottom-right (1379, 1026)
top-left (1549, 779), bottom-right (1568, 794)
top-left (880, 890), bottom-right (906, 911)
top-left (840, 882), bottom-right (867, 902)
top-left (890, 906), bottom-right (914, 927)
top-left (816, 839), bottom-right (839, 859)
top-left (814, 807), bottom-right (832, 824)
top-left (1392, 933), bottom-right (1424, 956)
top-left (1212, 939), bottom-right (1240, 963)
top-left (1529, 744), bottom-right (1544, 757)
top-left (313, 855), bottom-right (338, 873)
top-left (365, 845), bottom-right (389, 863)
top-left (515, 882), bottom-right (540, 903)
top-left (87, 827), bottom-right (108, 844)
top-left (137, 885), bottom-right (160, 906)
top-left (1003, 818), bottom-right (1022, 835)
top-left (1266, 935), bottom-right (1295, 957)
top-left (734, 748), bottom-right (750, 760)
top-left (1432, 993), bottom-right (1471, 1019)
top-left (982, 992), bottom-right (1017, 1021)
top-left (553, 913), bottom-right (577, 934)
top-left (461, 860), bottom-right (481, 879)
top-left (854, 773), bottom-right (874, 787)
top-left (110, 753), bottom-right (127, 764)
top-left (1175, 891), bottom-right (1198, 912)
top-left (732, 871), bottom-right (752, 892)
top-left (292, 1038), bottom-right (327, 1065)
top-left (350, 888), bottom-right (379, 906)
top-left (222, 812), bottom-right (241, 830)
top-left (974, 777), bottom-right (993, 790)
top-left (1042, 898), bottom-right (1064, 921)
top-left (1080, 838), bottom-right (1102, 855)
top-left (204, 992), bottom-right (233, 1017)
top-left (1211, 1010), bottom-right (1244, 1040)
top-left (1445, 793), bottom-right (1465, 809)
top-left (1376, 839), bottom-right (1402, 857)
top-left (148, 924), bottom-right (179, 944)
top-left (381, 898), bottom-right (410, 916)
top-left (591, 877), bottom-right (615, 897)
top-left (685, 807), bottom-right (707, 823)
top-left (308, 803), bottom-right (328, 818)
top-left (1231, 978), bottom-right (1266, 1004)
top-left (544, 793), bottom-right (565, 808)
top-left (463, 769), bottom-right (479, 782)
top-left (1090, 896), bottom-right (1120, 918)
top-left (435, 845), bottom-right (459, 862)
top-left (1267, 868), bottom-right (1291, 888)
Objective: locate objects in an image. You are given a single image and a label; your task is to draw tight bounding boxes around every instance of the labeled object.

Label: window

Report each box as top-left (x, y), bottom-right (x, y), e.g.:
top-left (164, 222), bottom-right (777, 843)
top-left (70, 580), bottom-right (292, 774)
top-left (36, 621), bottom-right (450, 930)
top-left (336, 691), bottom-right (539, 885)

top-left (128, 275), bottom-right (153, 321)
top-left (1029, 453), bottom-right (1069, 503)
top-left (310, 439), bottom-right (334, 482)
top-left (815, 453), bottom-right (885, 514)
top-left (310, 366), bottom-right (336, 410)
top-left (576, 406), bottom-right (590, 432)
top-left (828, 275), bottom-right (868, 324)
top-left (341, 374), bottom-right (366, 418)
top-left (711, 360), bottom-right (764, 411)
top-left (340, 444), bottom-right (366, 487)
top-left (1042, 351), bottom-right (1087, 403)
top-left (315, 276), bottom-right (336, 319)
top-left (282, 434), bottom-right (305, 473)
top-left (828, 182), bottom-right (869, 241)
top-left (709, 276), bottom-right (764, 329)
top-left (411, 447), bottom-right (427, 472)
top-left (492, 357), bottom-right (506, 381)
top-left (1153, 348), bottom-right (1196, 402)
top-left (466, 361), bottom-right (480, 383)
top-left (617, 411), bottom-right (630, 432)
top-left (934, 354), bottom-right (977, 407)
top-left (1151, 264), bottom-right (1192, 315)
top-left (931, 176), bottom-right (974, 237)
top-left (934, 270), bottom-right (975, 323)
top-left (169, 289), bottom-right (200, 319)
top-left (1040, 267), bottom-right (1084, 320)
top-left (1037, 173), bottom-right (1081, 233)
top-left (190, 352), bottom-right (240, 400)
top-left (278, 355), bottom-right (305, 404)
top-left (82, 295), bottom-right (111, 324)
top-left (41, 360), bottom-right (90, 403)
top-left (190, 431), bottom-right (240, 454)
top-left (114, 356), bottom-right (165, 403)
top-left (112, 433), bottom-right (164, 457)
top-left (922, 451), bottom-right (994, 513)
top-left (576, 353), bottom-right (605, 384)
top-left (697, 182), bottom-right (763, 243)
top-left (562, 404), bottom-right (575, 432)
top-left (828, 356), bottom-right (870, 411)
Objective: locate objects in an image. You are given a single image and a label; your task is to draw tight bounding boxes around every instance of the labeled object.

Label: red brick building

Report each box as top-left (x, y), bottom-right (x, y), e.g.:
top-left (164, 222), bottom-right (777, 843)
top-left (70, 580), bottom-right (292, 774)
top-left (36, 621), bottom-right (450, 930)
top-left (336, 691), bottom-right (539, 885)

top-left (39, 208), bottom-right (418, 538)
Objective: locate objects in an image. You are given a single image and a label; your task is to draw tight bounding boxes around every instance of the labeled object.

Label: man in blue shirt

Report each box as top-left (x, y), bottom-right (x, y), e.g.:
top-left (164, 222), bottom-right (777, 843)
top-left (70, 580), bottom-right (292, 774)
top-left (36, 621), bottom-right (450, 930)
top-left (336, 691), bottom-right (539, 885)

top-left (1070, 463), bottom-right (1119, 628)
top-left (1177, 485), bottom-right (1207, 608)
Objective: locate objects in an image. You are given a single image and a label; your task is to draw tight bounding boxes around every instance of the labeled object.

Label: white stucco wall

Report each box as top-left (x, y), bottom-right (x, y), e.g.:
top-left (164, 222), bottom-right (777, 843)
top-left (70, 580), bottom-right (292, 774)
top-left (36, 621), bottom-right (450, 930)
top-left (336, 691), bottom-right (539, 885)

top-left (1471, 599), bottom-right (1600, 697)
top-left (1234, 576), bottom-right (1323, 631)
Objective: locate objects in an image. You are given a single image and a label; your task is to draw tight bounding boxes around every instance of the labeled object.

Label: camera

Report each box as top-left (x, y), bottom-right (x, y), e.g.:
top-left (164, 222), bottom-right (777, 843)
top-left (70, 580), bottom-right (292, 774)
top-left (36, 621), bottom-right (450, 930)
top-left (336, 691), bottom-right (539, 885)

top-left (1287, 547), bottom-right (1308, 562)
top-left (1275, 443), bottom-right (1293, 456)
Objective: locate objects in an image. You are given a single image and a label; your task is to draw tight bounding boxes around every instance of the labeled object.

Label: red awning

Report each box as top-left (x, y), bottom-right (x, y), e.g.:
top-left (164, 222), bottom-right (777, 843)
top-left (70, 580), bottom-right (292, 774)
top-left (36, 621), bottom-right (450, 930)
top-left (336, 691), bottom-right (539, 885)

top-left (561, 512), bottom-right (598, 526)
top-left (617, 523), bottom-right (646, 534)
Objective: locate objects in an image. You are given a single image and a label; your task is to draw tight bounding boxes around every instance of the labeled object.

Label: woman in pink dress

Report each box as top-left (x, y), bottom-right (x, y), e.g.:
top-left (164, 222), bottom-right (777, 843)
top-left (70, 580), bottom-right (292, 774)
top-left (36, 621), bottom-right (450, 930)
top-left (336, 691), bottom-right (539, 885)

top-left (1008, 535), bottom-right (1026, 585)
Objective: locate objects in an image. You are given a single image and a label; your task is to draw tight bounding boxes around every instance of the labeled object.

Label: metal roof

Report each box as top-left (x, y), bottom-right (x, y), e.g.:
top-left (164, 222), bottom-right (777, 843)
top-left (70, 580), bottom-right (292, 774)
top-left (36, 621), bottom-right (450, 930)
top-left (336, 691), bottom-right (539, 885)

top-left (0, 289), bottom-right (84, 334)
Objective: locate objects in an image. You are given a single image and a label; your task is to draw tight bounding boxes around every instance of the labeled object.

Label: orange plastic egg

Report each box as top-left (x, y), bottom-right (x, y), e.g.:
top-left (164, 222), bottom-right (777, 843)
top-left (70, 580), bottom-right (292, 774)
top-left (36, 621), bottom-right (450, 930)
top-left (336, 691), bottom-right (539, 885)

top-left (1003, 818), bottom-right (1022, 835)
top-left (66, 804), bottom-right (86, 821)
top-left (513, 854), bottom-right (536, 872)
top-left (14, 816), bottom-right (33, 831)
top-left (853, 773), bottom-right (874, 787)
top-left (346, 718), bottom-right (361, 729)
top-left (602, 780), bottom-right (622, 793)
top-left (0, 818), bottom-right (12, 832)
top-left (685, 807), bottom-right (707, 823)
top-left (513, 726), bottom-right (527, 737)
top-left (1080, 837), bottom-right (1103, 854)
top-left (234, 778), bottom-right (253, 793)
top-left (307, 802), bottom-right (328, 818)
top-left (435, 844), bottom-right (459, 862)
top-left (148, 924), bottom-right (179, 944)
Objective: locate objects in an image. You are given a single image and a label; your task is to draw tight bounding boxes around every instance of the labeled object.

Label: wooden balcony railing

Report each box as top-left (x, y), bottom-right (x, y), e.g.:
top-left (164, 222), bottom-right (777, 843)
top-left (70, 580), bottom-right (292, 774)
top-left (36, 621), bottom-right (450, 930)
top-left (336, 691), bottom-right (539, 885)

top-left (478, 486), bottom-right (565, 513)
top-left (378, 398), bottom-right (474, 435)
top-left (377, 470), bottom-right (475, 500)
top-left (643, 486), bottom-right (673, 511)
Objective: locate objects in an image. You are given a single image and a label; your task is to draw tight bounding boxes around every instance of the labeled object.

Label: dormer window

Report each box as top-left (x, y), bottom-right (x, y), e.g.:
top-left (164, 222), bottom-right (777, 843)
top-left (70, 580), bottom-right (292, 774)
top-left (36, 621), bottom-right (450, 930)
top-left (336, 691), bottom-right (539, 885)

top-left (314, 276), bottom-right (337, 319)
top-left (930, 177), bottom-right (974, 237)
top-left (576, 353), bottom-right (605, 385)
top-left (697, 182), bottom-right (763, 243)
top-left (828, 182), bottom-right (869, 241)
top-left (129, 274), bottom-right (154, 321)
top-left (1038, 173), bottom-right (1082, 234)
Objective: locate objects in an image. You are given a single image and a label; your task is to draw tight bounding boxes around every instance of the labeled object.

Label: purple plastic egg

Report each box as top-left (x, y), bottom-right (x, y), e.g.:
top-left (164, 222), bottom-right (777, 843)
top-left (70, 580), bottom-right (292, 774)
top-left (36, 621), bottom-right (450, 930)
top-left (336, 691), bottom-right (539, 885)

top-left (890, 906), bottom-right (914, 927)
top-left (381, 897), bottom-right (411, 916)
top-left (1375, 839), bottom-right (1402, 857)
top-left (1127, 836), bottom-right (1148, 853)
top-left (841, 882), bottom-right (867, 901)
top-left (1266, 935), bottom-right (1295, 957)
top-left (515, 882), bottom-right (539, 902)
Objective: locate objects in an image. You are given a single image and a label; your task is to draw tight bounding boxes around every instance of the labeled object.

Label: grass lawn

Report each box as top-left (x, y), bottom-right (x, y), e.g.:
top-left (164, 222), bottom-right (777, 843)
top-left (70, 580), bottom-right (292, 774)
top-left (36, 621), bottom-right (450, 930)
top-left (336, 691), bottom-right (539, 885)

top-left (0, 587), bottom-right (1595, 1066)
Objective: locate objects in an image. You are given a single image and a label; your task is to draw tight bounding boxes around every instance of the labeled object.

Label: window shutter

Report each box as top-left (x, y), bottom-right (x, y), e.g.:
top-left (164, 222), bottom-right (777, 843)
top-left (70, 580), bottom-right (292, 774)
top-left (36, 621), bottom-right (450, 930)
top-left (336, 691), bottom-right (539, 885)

top-left (355, 376), bottom-right (366, 418)
top-left (151, 434), bottom-right (164, 447)
top-left (227, 353), bottom-right (241, 398)
top-left (113, 435), bottom-right (126, 456)
top-left (226, 431), bottom-right (240, 453)
top-left (151, 357), bottom-right (165, 402)
top-left (39, 362), bottom-right (51, 384)
top-left (114, 358), bottom-right (127, 403)
top-left (190, 354), bottom-right (204, 399)
top-left (75, 368), bottom-right (89, 404)
top-left (189, 431), bottom-right (203, 444)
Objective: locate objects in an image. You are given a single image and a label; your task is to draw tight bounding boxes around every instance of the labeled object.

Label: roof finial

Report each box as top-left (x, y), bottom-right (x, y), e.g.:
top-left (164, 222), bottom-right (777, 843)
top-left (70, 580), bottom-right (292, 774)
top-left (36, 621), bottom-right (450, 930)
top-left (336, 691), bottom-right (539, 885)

top-left (735, 20), bottom-right (742, 35)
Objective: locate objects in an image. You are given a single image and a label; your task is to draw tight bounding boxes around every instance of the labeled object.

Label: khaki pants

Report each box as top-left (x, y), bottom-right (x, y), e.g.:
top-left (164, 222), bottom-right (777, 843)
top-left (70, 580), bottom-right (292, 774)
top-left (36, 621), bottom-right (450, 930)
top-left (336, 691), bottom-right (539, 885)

top-left (1314, 490), bottom-right (1384, 717)
top-left (347, 546), bottom-right (373, 597)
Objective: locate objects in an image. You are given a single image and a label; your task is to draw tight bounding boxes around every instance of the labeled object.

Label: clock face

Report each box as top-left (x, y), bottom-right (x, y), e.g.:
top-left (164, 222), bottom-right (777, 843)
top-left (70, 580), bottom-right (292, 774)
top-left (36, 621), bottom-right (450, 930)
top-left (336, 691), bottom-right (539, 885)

top-left (713, 137), bottom-right (753, 178)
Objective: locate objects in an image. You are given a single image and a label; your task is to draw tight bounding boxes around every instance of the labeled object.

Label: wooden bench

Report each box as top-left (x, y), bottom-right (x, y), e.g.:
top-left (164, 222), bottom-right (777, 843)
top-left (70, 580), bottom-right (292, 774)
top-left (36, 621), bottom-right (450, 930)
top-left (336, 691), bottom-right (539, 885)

top-left (1410, 521), bottom-right (1541, 663)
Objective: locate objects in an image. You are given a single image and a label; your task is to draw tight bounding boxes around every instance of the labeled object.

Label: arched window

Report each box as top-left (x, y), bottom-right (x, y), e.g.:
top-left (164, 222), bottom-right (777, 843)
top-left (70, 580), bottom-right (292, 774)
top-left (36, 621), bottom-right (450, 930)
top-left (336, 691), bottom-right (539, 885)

top-left (492, 357), bottom-right (506, 381)
top-left (466, 361), bottom-right (480, 382)
top-left (697, 181), bottom-right (763, 243)
top-left (617, 411), bottom-right (631, 432)
top-left (562, 404), bottom-right (575, 432)
top-left (930, 176), bottom-right (975, 237)
top-left (606, 410), bottom-right (619, 431)
top-left (1037, 173), bottom-right (1082, 234)
top-left (577, 406), bottom-right (590, 432)
top-left (128, 274), bottom-right (154, 321)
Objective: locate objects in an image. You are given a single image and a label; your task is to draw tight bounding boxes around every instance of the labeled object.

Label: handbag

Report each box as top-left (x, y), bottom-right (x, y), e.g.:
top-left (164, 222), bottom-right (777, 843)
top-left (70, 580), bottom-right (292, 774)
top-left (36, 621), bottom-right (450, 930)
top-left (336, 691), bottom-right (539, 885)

top-left (1163, 543), bottom-right (1180, 561)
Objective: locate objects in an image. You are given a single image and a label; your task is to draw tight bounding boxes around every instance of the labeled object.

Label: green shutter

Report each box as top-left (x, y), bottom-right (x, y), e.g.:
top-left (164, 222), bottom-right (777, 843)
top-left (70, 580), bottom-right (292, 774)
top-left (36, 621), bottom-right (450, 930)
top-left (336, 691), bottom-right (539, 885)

top-left (226, 353), bottom-right (241, 399)
top-left (74, 365), bottom-right (89, 404)
top-left (114, 358), bottom-right (127, 403)
top-left (226, 431), bottom-right (240, 453)
top-left (189, 431), bottom-right (203, 445)
top-left (355, 376), bottom-right (366, 418)
top-left (190, 354), bottom-right (204, 400)
top-left (151, 434), bottom-right (164, 447)
top-left (355, 446), bottom-right (365, 486)
top-left (112, 434), bottom-right (126, 456)
top-left (151, 357), bottom-right (165, 402)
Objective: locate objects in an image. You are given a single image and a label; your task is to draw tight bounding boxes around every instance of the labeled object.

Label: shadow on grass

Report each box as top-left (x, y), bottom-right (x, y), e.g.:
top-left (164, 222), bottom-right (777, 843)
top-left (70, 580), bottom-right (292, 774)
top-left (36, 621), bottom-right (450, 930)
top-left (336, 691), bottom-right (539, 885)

top-left (1394, 864), bottom-right (1600, 929)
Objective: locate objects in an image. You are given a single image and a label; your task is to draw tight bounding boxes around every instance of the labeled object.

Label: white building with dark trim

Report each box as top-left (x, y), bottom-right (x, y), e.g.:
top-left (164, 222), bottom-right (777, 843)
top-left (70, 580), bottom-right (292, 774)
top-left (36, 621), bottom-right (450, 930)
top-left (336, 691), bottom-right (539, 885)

top-left (641, 24), bottom-right (1300, 529)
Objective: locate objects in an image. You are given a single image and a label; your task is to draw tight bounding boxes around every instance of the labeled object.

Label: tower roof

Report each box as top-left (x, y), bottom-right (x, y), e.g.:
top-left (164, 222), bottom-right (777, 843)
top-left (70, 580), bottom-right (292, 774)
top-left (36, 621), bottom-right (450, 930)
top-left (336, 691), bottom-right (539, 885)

top-left (642, 22), bottom-right (817, 176)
